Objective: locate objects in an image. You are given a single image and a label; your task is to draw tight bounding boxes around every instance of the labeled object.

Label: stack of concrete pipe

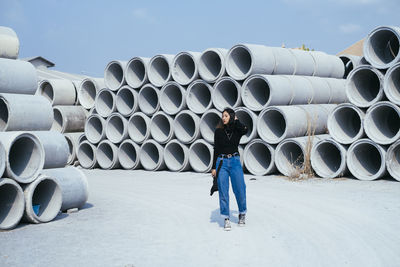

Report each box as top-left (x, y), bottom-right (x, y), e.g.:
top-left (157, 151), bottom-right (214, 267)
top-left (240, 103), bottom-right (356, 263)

top-left (0, 26), bottom-right (89, 230)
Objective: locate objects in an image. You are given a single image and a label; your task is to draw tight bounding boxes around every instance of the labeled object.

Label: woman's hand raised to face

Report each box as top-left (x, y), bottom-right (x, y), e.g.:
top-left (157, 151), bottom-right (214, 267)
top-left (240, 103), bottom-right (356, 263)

top-left (211, 169), bottom-right (216, 177)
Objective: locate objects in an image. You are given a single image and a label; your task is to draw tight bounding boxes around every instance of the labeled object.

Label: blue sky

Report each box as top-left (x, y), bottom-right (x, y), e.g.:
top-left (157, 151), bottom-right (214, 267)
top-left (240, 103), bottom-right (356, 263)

top-left (0, 0), bottom-right (398, 77)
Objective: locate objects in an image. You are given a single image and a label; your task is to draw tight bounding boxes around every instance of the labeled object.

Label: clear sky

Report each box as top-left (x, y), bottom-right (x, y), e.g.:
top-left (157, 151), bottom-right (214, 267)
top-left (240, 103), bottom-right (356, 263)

top-left (1, 0), bottom-right (398, 77)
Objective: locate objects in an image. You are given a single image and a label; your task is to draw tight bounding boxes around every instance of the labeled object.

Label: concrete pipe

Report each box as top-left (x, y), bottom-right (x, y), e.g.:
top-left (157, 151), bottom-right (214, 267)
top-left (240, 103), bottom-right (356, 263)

top-left (243, 139), bottom-right (276, 176)
top-left (346, 65), bottom-right (385, 108)
top-left (0, 178), bottom-right (24, 230)
top-left (238, 145), bottom-right (245, 168)
top-left (164, 139), bottom-right (191, 172)
top-left (200, 109), bottom-right (221, 144)
top-left (118, 139), bottom-right (141, 170)
top-left (198, 48), bottom-right (228, 83)
top-left (339, 54), bottom-right (362, 79)
top-left (150, 111), bottom-right (175, 144)
top-left (173, 110), bottom-right (201, 144)
top-left (188, 139), bottom-right (213, 173)
top-left (310, 51), bottom-right (345, 78)
top-left (384, 62), bottom-right (400, 105)
top-left (386, 140), bottom-right (400, 181)
top-left (0, 26), bottom-right (19, 59)
top-left (51, 106), bottom-right (87, 133)
top-left (288, 49), bottom-right (316, 76)
top-left (148, 54), bottom-right (175, 87)
top-left (126, 57), bottom-right (150, 89)
top-left (64, 133), bottom-right (83, 165)
top-left (234, 107), bottom-right (258, 144)
top-left (95, 88), bottom-right (117, 118)
top-left (363, 26), bottom-right (400, 70)
top-left (275, 134), bottom-right (330, 177)
top-left (311, 138), bottom-right (348, 178)
top-left (226, 44), bottom-right (275, 80)
top-left (38, 79), bottom-right (76, 106)
top-left (285, 75), bottom-right (315, 105)
top-left (22, 174), bottom-right (62, 224)
top-left (96, 140), bottom-right (120, 170)
top-left (116, 86), bottom-right (139, 117)
top-left (84, 114), bottom-right (106, 144)
top-left (139, 140), bottom-right (166, 171)
top-left (304, 76), bottom-right (332, 104)
top-left (0, 58), bottom-right (37, 94)
top-left (78, 133), bottom-right (87, 144)
top-left (0, 132), bottom-right (44, 184)
top-left (271, 47), bottom-right (296, 75)
top-left (78, 78), bottom-right (105, 109)
top-left (88, 107), bottom-right (97, 116)
top-left (138, 84), bottom-right (161, 116)
top-left (32, 131), bottom-right (69, 169)
top-left (72, 80), bottom-right (82, 105)
top-left (128, 112), bottom-right (151, 144)
top-left (0, 93), bottom-right (53, 131)
top-left (212, 77), bottom-right (242, 111)
top-left (186, 80), bottom-right (213, 114)
top-left (104, 60), bottom-right (127, 91)
top-left (171, 51), bottom-right (202, 86)
top-left (364, 101), bottom-right (400, 145)
top-left (160, 81), bottom-right (186, 115)
top-left (105, 113), bottom-right (128, 144)
top-left (325, 78), bottom-right (348, 104)
top-left (41, 167), bottom-right (89, 211)
top-left (77, 141), bottom-right (98, 169)
top-left (347, 139), bottom-right (387, 181)
top-left (327, 103), bottom-right (365, 145)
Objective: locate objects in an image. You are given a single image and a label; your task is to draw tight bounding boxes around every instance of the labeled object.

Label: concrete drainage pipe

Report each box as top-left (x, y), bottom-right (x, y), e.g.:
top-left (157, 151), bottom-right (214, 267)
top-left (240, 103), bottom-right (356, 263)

top-left (38, 79), bottom-right (76, 105)
top-left (0, 58), bottom-right (37, 94)
top-left (116, 86), bottom-right (139, 117)
top-left (96, 140), bottom-right (120, 170)
top-left (140, 140), bottom-right (166, 171)
top-left (339, 54), bottom-right (362, 79)
top-left (199, 109), bottom-right (221, 144)
top-left (0, 26), bottom-right (19, 59)
top-left (198, 48), bottom-right (228, 83)
top-left (150, 111), bottom-right (175, 144)
top-left (173, 110), bottom-right (201, 144)
top-left (383, 62), bottom-right (400, 105)
top-left (51, 106), bottom-right (87, 133)
top-left (104, 60), bottom-right (127, 91)
top-left (0, 178), bottom-right (24, 230)
top-left (171, 51), bottom-right (201, 86)
top-left (77, 141), bottom-right (98, 169)
top-left (128, 112), bottom-right (151, 144)
top-left (138, 84), bottom-right (161, 116)
top-left (186, 80), bottom-right (213, 114)
top-left (85, 114), bottom-right (106, 144)
top-left (304, 76), bottom-right (332, 104)
top-left (234, 107), bottom-right (258, 144)
top-left (288, 49), bottom-right (315, 76)
top-left (32, 131), bottom-right (69, 169)
top-left (105, 113), bottom-right (129, 144)
top-left (189, 139), bottom-right (213, 173)
top-left (95, 88), bottom-right (117, 118)
top-left (148, 54), bottom-right (175, 87)
top-left (64, 133), bottom-right (84, 165)
top-left (125, 57), bottom-right (150, 89)
top-left (324, 78), bottom-right (348, 104)
top-left (271, 47), bottom-right (296, 75)
top-left (160, 81), bottom-right (187, 115)
top-left (164, 139), bottom-right (191, 172)
top-left (310, 51), bottom-right (345, 78)
top-left (386, 140), bottom-right (400, 181)
top-left (118, 140), bottom-right (141, 170)
top-left (77, 78), bottom-right (105, 109)
top-left (243, 139), bottom-right (276, 176)
top-left (212, 77), bottom-right (242, 111)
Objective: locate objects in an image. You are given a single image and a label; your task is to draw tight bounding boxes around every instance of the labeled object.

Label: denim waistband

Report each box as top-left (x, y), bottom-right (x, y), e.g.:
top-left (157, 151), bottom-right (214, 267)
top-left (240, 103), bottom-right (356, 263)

top-left (218, 152), bottom-right (239, 158)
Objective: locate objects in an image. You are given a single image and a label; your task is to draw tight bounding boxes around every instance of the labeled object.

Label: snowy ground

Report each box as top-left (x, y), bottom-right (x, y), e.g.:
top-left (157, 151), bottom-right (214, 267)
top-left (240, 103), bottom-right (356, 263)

top-left (1, 169), bottom-right (400, 267)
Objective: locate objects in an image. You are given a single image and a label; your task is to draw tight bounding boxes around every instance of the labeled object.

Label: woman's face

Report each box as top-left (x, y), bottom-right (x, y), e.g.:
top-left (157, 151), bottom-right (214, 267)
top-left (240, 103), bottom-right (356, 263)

top-left (222, 111), bottom-right (230, 125)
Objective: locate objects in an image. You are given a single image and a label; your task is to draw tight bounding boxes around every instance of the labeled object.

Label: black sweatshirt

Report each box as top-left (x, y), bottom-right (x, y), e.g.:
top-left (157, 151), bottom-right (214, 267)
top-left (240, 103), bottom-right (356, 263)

top-left (212, 119), bottom-right (248, 169)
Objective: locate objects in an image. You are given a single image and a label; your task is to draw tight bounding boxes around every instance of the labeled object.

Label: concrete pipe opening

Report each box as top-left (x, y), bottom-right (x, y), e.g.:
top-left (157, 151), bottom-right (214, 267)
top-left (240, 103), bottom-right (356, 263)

top-left (244, 140), bottom-right (275, 176)
top-left (128, 113), bottom-right (150, 143)
top-left (189, 140), bottom-right (213, 173)
top-left (212, 77), bottom-right (241, 111)
top-left (116, 86), bottom-right (138, 116)
top-left (384, 63), bottom-right (400, 105)
top-left (64, 135), bottom-right (75, 164)
top-left (39, 81), bottom-right (54, 103)
top-left (150, 112), bottom-right (173, 144)
top-left (172, 52), bottom-right (198, 85)
top-left (140, 141), bottom-right (164, 171)
top-left (311, 139), bottom-right (346, 178)
top-left (160, 82), bottom-right (185, 115)
top-left (364, 102), bottom-right (400, 145)
top-left (52, 108), bottom-right (63, 132)
top-left (104, 61), bottom-right (125, 90)
top-left (174, 111), bottom-right (200, 144)
top-left (118, 140), bottom-right (140, 170)
top-left (200, 109), bottom-right (220, 144)
top-left (95, 89), bottom-right (116, 118)
top-left (0, 179), bottom-right (24, 230)
top-left (226, 45), bottom-right (252, 80)
top-left (85, 115), bottom-right (105, 144)
top-left (235, 107), bottom-right (257, 144)
top-left (186, 80), bottom-right (213, 114)
top-left (198, 49), bottom-right (225, 82)
top-left (106, 114), bottom-right (128, 144)
top-left (138, 85), bottom-right (160, 116)
top-left (258, 109), bottom-right (286, 144)
top-left (241, 75), bottom-right (272, 111)
top-left (275, 141), bottom-right (304, 177)
top-left (97, 141), bottom-right (118, 169)
top-left (0, 98), bottom-right (9, 131)
top-left (77, 141), bottom-right (96, 169)
top-left (148, 55), bottom-right (172, 87)
top-left (79, 79), bottom-right (98, 109)
top-left (164, 141), bottom-right (189, 172)
top-left (386, 141), bottom-right (400, 181)
top-left (126, 58), bottom-right (147, 89)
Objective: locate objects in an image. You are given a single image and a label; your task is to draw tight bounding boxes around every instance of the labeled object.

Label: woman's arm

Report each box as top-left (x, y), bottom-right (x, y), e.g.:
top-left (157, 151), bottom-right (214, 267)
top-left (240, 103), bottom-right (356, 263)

top-left (234, 118), bottom-right (248, 136)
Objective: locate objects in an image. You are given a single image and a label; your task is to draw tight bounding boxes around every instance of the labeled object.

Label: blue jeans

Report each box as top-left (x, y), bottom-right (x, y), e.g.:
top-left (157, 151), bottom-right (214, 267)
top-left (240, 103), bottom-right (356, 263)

top-left (216, 155), bottom-right (247, 218)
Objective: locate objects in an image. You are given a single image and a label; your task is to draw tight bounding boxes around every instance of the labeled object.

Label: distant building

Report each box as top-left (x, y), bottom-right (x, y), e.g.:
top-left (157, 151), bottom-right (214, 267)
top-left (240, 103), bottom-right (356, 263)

top-left (21, 56), bottom-right (55, 69)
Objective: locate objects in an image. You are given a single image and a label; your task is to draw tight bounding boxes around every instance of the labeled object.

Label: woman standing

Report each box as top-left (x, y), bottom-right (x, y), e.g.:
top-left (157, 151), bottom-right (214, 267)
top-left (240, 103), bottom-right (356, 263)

top-left (211, 107), bottom-right (248, 231)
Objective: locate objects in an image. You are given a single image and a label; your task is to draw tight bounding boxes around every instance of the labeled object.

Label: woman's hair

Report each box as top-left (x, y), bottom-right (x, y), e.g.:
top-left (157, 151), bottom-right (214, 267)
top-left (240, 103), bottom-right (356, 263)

top-left (216, 107), bottom-right (235, 129)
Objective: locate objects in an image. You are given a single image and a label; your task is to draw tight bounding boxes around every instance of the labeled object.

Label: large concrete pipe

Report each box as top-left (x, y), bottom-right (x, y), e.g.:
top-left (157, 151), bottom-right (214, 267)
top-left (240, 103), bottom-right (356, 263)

top-left (125, 57), bottom-right (150, 89)
top-left (160, 81), bottom-right (186, 115)
top-left (234, 107), bottom-right (258, 144)
top-left (304, 76), bottom-right (332, 104)
top-left (173, 110), bottom-right (201, 144)
top-left (0, 132), bottom-right (44, 183)
top-left (95, 88), bottom-right (117, 118)
top-left (325, 78), bottom-right (348, 104)
top-left (32, 131), bottom-right (69, 169)
top-left (186, 80), bottom-right (213, 114)
top-left (198, 48), bottom-right (228, 83)
top-left (363, 26), bottom-right (400, 69)
top-left (0, 58), bottom-right (37, 94)
top-left (138, 83), bottom-right (161, 116)
top-left (188, 139), bottom-right (213, 173)
top-left (339, 54), bottom-right (362, 79)
top-left (128, 112), bottom-right (151, 143)
top-left (51, 106), bottom-right (87, 133)
top-left (347, 139), bottom-right (387, 181)
top-left (150, 111), bottom-right (175, 144)
top-left (0, 93), bottom-right (53, 131)
top-left (327, 103), bottom-right (365, 145)
top-left (105, 113), bottom-right (128, 144)
top-left (310, 138), bottom-right (348, 178)
top-left (104, 60), bottom-right (127, 91)
top-left (84, 114), bottom-right (106, 144)
top-left (364, 101), bottom-right (400, 145)
top-left (77, 78), bottom-right (105, 109)
top-left (22, 174), bottom-right (62, 224)
top-left (386, 140), bottom-right (400, 181)
top-left (38, 79), bottom-right (76, 106)
top-left (148, 54), bottom-right (175, 87)
top-left (212, 77), bottom-right (242, 111)
top-left (275, 134), bottom-right (330, 177)
top-left (271, 47), bottom-right (296, 75)
top-left (116, 85), bottom-right (139, 117)
top-left (139, 140), bottom-right (166, 171)
top-left (0, 178), bottom-right (24, 230)
top-left (199, 109), bottom-right (221, 144)
top-left (64, 133), bottom-right (83, 165)
top-left (0, 26), bottom-right (19, 59)
top-left (164, 139), bottom-right (191, 172)
top-left (288, 49), bottom-right (315, 76)
top-left (171, 51), bottom-right (202, 86)
top-left (77, 141), bottom-right (98, 169)
top-left (243, 139), bottom-right (276, 176)
top-left (310, 51), bottom-right (345, 78)
top-left (346, 65), bottom-right (385, 108)
top-left (384, 62), bottom-right (400, 105)
top-left (41, 167), bottom-right (89, 211)
top-left (118, 139), bottom-right (141, 170)
top-left (96, 140), bottom-right (120, 170)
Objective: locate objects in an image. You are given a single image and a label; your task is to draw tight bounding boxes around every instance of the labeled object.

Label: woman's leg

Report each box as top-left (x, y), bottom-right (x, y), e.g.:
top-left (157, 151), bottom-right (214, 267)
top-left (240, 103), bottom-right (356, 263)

top-left (217, 160), bottom-right (230, 218)
top-left (230, 156), bottom-right (247, 214)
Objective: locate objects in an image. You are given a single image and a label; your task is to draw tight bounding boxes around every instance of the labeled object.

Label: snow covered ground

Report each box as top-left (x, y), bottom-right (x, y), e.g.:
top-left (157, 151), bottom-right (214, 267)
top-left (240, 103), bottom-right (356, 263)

top-left (1, 169), bottom-right (400, 267)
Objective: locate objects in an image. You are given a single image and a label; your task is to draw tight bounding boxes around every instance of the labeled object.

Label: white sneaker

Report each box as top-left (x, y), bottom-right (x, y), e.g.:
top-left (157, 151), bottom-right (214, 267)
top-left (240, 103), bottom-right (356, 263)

top-left (238, 214), bottom-right (245, 226)
top-left (224, 218), bottom-right (231, 231)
